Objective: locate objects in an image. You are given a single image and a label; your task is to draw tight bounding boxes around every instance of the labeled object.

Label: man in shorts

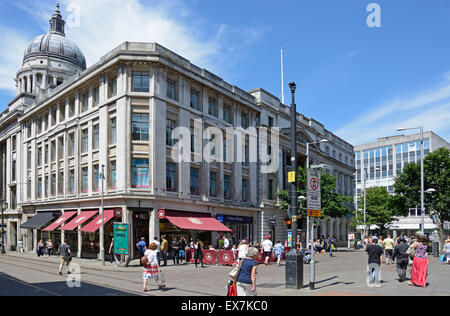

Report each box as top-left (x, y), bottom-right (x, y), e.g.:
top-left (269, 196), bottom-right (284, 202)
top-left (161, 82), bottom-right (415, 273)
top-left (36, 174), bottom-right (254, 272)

top-left (58, 241), bottom-right (72, 275)
top-left (261, 236), bottom-right (273, 265)
top-left (382, 235), bottom-right (394, 265)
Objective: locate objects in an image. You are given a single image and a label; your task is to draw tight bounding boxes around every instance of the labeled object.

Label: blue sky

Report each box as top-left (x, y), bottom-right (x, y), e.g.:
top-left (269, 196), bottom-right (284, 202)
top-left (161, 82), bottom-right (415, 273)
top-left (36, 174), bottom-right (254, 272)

top-left (0, 0), bottom-right (449, 145)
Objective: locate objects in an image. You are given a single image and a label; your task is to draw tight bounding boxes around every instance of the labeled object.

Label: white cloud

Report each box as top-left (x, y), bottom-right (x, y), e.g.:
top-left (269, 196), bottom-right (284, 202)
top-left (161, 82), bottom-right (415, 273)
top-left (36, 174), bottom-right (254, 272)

top-left (0, 0), bottom-right (268, 94)
top-left (334, 76), bottom-right (450, 146)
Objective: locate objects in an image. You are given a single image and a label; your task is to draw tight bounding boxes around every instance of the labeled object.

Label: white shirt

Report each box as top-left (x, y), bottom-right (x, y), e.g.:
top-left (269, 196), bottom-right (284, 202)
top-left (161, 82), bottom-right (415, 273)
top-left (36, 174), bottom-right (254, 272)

top-left (153, 240), bottom-right (161, 252)
top-left (238, 244), bottom-right (248, 259)
top-left (262, 239), bottom-right (273, 252)
top-left (224, 238), bottom-right (230, 249)
top-left (144, 249), bottom-right (158, 265)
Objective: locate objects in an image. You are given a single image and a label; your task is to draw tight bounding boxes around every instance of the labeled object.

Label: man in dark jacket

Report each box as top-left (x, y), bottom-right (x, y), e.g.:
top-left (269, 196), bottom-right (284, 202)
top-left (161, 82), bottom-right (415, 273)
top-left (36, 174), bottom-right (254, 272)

top-left (392, 236), bottom-right (409, 282)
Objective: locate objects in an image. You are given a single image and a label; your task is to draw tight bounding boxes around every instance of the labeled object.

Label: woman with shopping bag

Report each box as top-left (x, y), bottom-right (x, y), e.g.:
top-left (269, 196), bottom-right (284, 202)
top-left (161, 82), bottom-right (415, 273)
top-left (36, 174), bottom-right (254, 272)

top-left (142, 243), bottom-right (164, 291)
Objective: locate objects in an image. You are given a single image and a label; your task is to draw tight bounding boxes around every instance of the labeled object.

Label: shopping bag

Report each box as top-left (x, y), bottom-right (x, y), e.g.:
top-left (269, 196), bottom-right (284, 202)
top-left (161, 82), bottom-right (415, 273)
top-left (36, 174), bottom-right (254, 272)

top-left (440, 254), bottom-right (445, 263)
top-left (227, 282), bottom-right (237, 296)
top-left (157, 272), bottom-right (166, 287)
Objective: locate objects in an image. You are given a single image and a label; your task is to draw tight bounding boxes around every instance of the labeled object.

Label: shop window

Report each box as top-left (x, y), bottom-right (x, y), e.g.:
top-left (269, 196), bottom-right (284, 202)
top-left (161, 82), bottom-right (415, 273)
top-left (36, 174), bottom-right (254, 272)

top-left (93, 125), bottom-right (99, 150)
top-left (132, 113), bottom-right (149, 141)
top-left (81, 129), bottom-right (88, 153)
top-left (110, 161), bottom-right (117, 189)
top-left (93, 165), bottom-right (100, 192)
top-left (166, 119), bottom-right (176, 146)
top-left (82, 167), bottom-right (88, 193)
top-left (70, 170), bottom-right (75, 194)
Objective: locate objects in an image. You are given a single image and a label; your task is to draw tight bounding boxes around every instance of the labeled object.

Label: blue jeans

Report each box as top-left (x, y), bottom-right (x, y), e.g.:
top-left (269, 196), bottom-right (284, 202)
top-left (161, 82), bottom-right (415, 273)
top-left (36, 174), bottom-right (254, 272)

top-left (368, 263), bottom-right (380, 284)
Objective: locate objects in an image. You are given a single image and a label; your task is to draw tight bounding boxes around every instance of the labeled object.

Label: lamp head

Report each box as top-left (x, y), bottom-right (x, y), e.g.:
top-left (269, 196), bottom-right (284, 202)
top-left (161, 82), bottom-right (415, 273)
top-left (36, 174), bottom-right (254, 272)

top-left (289, 82), bottom-right (296, 94)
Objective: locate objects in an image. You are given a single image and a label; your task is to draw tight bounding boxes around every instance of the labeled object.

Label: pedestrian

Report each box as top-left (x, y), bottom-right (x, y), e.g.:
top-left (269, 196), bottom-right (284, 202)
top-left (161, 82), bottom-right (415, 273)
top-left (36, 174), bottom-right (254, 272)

top-left (136, 237), bottom-right (147, 266)
top-left (443, 239), bottom-right (450, 264)
top-left (328, 235), bottom-right (336, 257)
top-left (37, 239), bottom-right (44, 257)
top-left (153, 237), bottom-right (161, 265)
top-left (223, 235), bottom-right (230, 250)
top-left (383, 235), bottom-right (394, 265)
top-left (189, 238), bottom-right (194, 249)
top-left (108, 238), bottom-right (115, 263)
top-left (408, 234), bottom-right (429, 288)
top-left (171, 237), bottom-right (181, 266)
top-left (236, 247), bottom-right (260, 296)
top-left (238, 240), bottom-right (248, 263)
top-left (273, 240), bottom-right (284, 266)
top-left (142, 243), bottom-right (164, 291)
top-left (160, 235), bottom-right (169, 266)
top-left (58, 241), bottom-right (72, 275)
top-left (232, 245), bottom-right (238, 261)
top-left (194, 239), bottom-right (204, 268)
top-left (392, 236), bottom-right (409, 282)
top-left (365, 236), bottom-right (384, 287)
top-left (378, 236), bottom-right (384, 248)
top-left (46, 239), bottom-right (53, 257)
top-left (261, 236), bottom-right (273, 265)
top-left (314, 239), bottom-right (324, 253)
top-left (179, 237), bottom-right (186, 264)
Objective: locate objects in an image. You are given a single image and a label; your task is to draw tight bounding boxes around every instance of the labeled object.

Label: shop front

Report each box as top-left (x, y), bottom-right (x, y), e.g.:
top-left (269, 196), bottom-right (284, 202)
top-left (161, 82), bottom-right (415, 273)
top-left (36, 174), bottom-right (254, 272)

top-left (42, 211), bottom-right (77, 252)
top-left (215, 214), bottom-right (254, 245)
top-left (158, 209), bottom-right (232, 251)
top-left (20, 211), bottom-right (60, 252)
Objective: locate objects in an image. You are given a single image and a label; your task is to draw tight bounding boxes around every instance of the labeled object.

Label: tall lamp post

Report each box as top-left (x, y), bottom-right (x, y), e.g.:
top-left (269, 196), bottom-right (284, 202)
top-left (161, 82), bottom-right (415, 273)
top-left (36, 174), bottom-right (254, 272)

top-left (285, 82), bottom-right (303, 290)
top-left (100, 164), bottom-right (105, 266)
top-left (363, 166), bottom-right (380, 237)
top-left (397, 126), bottom-right (424, 234)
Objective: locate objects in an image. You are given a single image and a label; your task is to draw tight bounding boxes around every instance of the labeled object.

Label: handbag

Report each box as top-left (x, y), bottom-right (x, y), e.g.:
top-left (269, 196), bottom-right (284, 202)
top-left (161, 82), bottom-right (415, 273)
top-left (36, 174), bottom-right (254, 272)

top-left (140, 256), bottom-right (149, 266)
top-left (157, 272), bottom-right (166, 287)
top-left (228, 259), bottom-right (243, 282)
top-left (440, 254), bottom-right (445, 263)
top-left (406, 246), bottom-right (416, 258)
top-left (227, 281), bottom-right (237, 296)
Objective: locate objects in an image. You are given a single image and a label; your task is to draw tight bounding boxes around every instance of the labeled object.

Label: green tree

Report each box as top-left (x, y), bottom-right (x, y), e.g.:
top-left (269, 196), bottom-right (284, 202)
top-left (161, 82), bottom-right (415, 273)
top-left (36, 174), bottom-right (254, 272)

top-left (277, 166), bottom-right (353, 222)
top-left (352, 186), bottom-right (398, 234)
top-left (393, 147), bottom-right (450, 251)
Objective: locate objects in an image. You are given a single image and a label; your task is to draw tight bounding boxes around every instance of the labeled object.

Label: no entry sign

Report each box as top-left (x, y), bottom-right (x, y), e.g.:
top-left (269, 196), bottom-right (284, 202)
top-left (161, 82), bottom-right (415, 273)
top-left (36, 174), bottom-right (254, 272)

top-left (307, 169), bottom-right (321, 214)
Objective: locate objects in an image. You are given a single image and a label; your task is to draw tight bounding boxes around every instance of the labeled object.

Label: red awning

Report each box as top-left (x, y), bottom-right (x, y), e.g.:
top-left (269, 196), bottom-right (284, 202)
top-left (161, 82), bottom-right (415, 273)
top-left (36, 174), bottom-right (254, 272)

top-left (79, 210), bottom-right (115, 233)
top-left (42, 211), bottom-right (77, 231)
top-left (164, 210), bottom-right (232, 232)
top-left (59, 211), bottom-right (98, 231)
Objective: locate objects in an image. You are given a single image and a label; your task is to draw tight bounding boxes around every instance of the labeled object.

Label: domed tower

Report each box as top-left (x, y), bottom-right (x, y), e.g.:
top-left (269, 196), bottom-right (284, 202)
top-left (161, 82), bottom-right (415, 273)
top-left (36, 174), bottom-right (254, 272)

top-left (16, 3), bottom-right (86, 97)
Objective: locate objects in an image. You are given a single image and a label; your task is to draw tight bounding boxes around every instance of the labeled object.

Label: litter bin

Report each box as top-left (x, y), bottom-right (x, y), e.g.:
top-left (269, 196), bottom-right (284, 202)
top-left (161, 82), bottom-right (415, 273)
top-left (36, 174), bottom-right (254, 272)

top-left (285, 249), bottom-right (303, 289)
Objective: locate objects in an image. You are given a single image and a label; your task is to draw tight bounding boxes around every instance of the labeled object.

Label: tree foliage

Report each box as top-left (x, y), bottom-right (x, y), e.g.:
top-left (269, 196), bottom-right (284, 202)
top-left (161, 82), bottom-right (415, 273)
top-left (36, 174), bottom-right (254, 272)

top-left (276, 166), bottom-right (353, 220)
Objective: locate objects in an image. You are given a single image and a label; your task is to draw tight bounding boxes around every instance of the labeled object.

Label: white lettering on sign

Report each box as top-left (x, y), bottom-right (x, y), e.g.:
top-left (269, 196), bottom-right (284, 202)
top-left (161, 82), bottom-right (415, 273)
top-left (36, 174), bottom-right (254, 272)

top-left (188, 217), bottom-right (203, 225)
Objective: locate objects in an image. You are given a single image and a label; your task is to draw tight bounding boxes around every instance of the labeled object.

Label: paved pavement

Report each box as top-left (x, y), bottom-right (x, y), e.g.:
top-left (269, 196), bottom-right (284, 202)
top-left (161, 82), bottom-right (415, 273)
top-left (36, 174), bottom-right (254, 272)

top-left (0, 249), bottom-right (449, 296)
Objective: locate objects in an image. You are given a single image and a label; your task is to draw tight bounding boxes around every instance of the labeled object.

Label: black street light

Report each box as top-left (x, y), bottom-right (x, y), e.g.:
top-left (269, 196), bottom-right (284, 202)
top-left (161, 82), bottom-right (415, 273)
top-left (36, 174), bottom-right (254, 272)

top-left (285, 82), bottom-right (303, 289)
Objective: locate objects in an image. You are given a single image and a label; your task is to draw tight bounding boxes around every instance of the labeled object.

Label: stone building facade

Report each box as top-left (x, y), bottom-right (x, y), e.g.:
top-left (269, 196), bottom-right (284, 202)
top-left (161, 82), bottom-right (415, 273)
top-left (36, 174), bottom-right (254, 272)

top-left (0, 6), bottom-right (355, 258)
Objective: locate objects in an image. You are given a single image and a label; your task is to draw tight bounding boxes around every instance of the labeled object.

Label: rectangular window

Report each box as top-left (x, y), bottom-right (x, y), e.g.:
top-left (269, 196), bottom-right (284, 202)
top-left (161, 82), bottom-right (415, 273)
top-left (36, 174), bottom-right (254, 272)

top-left (38, 177), bottom-right (42, 198)
top-left (268, 116), bottom-right (274, 127)
top-left (27, 121), bottom-right (32, 138)
top-left (93, 165), bottom-right (100, 192)
top-left (93, 125), bottom-right (99, 150)
top-left (93, 87), bottom-right (100, 106)
top-left (132, 158), bottom-right (149, 188)
top-left (132, 113), bottom-right (149, 141)
top-left (38, 147), bottom-right (43, 166)
top-left (51, 140), bottom-right (56, 162)
top-left (223, 104), bottom-right (232, 123)
top-left (110, 161), bottom-right (117, 189)
top-left (45, 175), bottom-right (49, 197)
top-left (166, 163), bottom-right (177, 192)
top-left (110, 117), bottom-right (116, 145)
top-left (190, 168), bottom-right (199, 195)
top-left (69, 98), bottom-right (75, 117)
top-left (82, 93), bottom-right (89, 112)
top-left (241, 112), bottom-right (249, 129)
top-left (68, 133), bottom-right (75, 156)
top-left (242, 179), bottom-right (248, 202)
top-left (190, 90), bottom-right (200, 111)
top-left (111, 78), bottom-right (117, 97)
top-left (51, 173), bottom-right (56, 196)
top-left (132, 72), bottom-right (150, 92)
top-left (58, 171), bottom-right (64, 195)
top-left (166, 79), bottom-right (176, 100)
top-left (12, 160), bottom-right (16, 182)
top-left (208, 97), bottom-right (218, 117)
top-left (27, 148), bottom-right (31, 169)
top-left (82, 167), bottom-right (88, 193)
top-left (12, 135), bottom-right (16, 151)
top-left (268, 179), bottom-right (274, 200)
top-left (70, 169), bottom-right (75, 194)
top-left (210, 171), bottom-right (217, 197)
top-left (166, 119), bottom-right (176, 146)
top-left (82, 129), bottom-right (88, 153)
top-left (191, 127), bottom-right (196, 153)
top-left (58, 137), bottom-right (63, 160)
top-left (45, 145), bottom-right (48, 164)
top-left (224, 175), bottom-right (231, 200)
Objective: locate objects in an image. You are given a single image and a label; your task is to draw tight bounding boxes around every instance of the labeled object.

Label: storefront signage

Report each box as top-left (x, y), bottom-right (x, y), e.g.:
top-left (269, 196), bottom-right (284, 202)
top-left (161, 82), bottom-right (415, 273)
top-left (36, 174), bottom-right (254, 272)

top-left (158, 209), bottom-right (166, 220)
top-left (216, 215), bottom-right (253, 224)
top-left (113, 223), bottom-right (129, 255)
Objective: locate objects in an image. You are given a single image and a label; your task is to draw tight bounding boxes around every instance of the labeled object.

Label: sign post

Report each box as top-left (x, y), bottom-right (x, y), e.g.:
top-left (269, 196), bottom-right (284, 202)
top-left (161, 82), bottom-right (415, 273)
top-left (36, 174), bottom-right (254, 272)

top-left (113, 223), bottom-right (129, 258)
top-left (307, 169), bottom-right (321, 290)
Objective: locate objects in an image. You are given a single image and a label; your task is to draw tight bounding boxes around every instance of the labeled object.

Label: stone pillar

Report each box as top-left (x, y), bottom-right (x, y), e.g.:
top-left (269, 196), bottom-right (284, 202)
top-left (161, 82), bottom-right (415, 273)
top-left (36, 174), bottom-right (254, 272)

top-left (116, 97), bottom-right (128, 193)
top-left (42, 73), bottom-right (47, 90)
top-left (149, 209), bottom-right (160, 241)
top-left (32, 73), bottom-right (37, 93)
top-left (177, 108), bottom-right (190, 198)
top-left (151, 98), bottom-right (167, 195)
top-left (335, 218), bottom-right (341, 242)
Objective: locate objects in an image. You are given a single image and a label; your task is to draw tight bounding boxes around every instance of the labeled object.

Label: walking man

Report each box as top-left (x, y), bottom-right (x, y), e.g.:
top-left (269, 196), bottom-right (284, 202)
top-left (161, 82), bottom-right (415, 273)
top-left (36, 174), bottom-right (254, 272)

top-left (382, 235), bottom-right (394, 265)
top-left (160, 235), bottom-right (169, 266)
top-left (58, 241), bottom-right (72, 275)
top-left (392, 236), bottom-right (409, 282)
top-left (153, 237), bottom-right (161, 265)
top-left (136, 237), bottom-right (147, 266)
top-left (365, 236), bottom-right (384, 287)
top-left (261, 236), bottom-right (273, 265)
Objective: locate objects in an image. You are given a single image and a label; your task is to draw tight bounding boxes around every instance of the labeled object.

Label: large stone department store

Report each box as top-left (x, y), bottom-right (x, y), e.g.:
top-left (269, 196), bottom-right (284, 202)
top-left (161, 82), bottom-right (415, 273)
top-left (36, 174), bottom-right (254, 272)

top-left (0, 6), bottom-right (355, 259)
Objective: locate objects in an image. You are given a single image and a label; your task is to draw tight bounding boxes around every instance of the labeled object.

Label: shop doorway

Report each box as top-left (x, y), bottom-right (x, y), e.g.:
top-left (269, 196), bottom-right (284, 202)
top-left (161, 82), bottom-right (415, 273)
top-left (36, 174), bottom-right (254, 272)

top-left (133, 211), bottom-right (149, 259)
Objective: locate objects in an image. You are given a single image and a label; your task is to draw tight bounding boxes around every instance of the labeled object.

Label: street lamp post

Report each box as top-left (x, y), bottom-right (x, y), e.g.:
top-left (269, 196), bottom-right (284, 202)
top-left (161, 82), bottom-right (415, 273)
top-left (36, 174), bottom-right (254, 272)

top-left (100, 164), bottom-right (105, 266)
top-left (397, 126), bottom-right (424, 234)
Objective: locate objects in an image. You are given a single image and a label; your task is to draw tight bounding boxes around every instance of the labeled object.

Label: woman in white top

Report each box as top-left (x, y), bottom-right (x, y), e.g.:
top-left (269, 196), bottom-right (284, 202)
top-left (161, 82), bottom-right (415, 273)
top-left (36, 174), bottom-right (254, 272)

top-left (238, 240), bottom-right (249, 263)
top-left (142, 243), bottom-right (163, 291)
